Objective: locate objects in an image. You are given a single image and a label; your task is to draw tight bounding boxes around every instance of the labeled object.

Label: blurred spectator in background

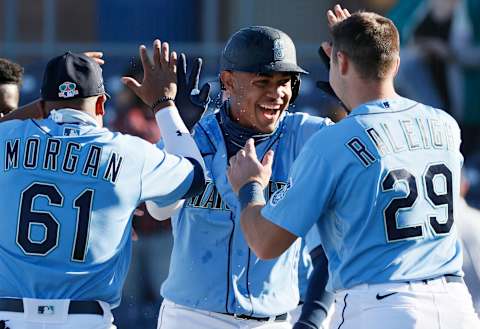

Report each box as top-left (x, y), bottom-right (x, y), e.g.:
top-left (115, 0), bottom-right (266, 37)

top-left (457, 170), bottom-right (480, 313)
top-left (111, 60), bottom-right (172, 329)
top-left (0, 58), bottom-right (24, 116)
top-left (390, 0), bottom-right (480, 157)
top-left (464, 153), bottom-right (480, 209)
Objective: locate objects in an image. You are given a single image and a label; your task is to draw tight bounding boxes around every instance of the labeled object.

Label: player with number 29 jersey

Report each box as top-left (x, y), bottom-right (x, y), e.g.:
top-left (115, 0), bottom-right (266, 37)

top-left (263, 97), bottom-right (463, 291)
top-left (0, 111), bottom-right (196, 307)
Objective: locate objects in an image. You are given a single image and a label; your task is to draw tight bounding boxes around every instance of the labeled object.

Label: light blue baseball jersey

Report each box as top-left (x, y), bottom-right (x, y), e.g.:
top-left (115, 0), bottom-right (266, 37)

top-left (161, 108), bottom-right (331, 316)
top-left (262, 97), bottom-right (464, 292)
top-left (0, 109), bottom-right (196, 307)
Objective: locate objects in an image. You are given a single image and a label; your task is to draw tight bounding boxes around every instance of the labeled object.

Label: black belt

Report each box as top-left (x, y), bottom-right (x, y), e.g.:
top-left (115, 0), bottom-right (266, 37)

top-left (0, 298), bottom-right (104, 315)
top-left (222, 312), bottom-right (288, 322)
top-left (421, 274), bottom-right (464, 284)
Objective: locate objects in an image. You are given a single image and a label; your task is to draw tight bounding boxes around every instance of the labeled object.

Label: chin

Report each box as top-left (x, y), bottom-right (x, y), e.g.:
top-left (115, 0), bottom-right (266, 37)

top-left (257, 120), bottom-right (279, 133)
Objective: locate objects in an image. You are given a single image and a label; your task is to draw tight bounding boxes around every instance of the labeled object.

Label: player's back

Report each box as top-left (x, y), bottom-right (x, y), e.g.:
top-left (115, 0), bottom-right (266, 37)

top-left (0, 115), bottom-right (151, 306)
top-left (314, 97), bottom-right (463, 291)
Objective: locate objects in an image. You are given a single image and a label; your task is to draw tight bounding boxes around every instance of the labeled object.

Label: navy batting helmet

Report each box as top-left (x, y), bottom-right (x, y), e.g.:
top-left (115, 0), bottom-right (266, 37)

top-left (220, 26), bottom-right (307, 103)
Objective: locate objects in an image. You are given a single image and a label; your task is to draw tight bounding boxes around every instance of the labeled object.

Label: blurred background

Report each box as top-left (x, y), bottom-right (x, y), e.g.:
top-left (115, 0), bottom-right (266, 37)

top-left (1, 0), bottom-right (479, 327)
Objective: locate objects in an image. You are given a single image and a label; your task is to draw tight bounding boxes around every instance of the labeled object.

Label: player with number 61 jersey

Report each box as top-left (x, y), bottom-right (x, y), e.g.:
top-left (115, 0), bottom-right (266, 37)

top-left (0, 48), bottom-right (204, 319)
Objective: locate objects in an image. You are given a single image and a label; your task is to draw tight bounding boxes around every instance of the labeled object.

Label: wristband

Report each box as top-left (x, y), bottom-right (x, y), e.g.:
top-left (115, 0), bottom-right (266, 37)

top-left (151, 96), bottom-right (175, 112)
top-left (238, 181), bottom-right (266, 211)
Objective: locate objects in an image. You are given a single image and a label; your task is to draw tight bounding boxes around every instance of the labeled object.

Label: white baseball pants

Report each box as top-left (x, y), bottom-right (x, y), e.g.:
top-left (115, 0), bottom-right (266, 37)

top-left (329, 277), bottom-right (480, 329)
top-left (157, 299), bottom-right (292, 329)
top-left (0, 299), bottom-right (115, 329)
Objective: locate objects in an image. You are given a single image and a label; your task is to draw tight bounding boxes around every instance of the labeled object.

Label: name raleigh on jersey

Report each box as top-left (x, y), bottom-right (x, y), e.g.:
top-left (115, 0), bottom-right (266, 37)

top-left (4, 136), bottom-right (124, 184)
top-left (346, 117), bottom-right (455, 167)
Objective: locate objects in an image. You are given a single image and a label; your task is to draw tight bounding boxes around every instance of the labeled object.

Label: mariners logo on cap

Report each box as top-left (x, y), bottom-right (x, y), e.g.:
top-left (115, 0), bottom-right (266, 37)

top-left (58, 81), bottom-right (79, 98)
top-left (273, 39), bottom-right (285, 61)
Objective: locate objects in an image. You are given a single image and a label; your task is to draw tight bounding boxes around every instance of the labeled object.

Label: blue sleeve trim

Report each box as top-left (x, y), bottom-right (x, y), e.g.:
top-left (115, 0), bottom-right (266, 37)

top-left (181, 157), bottom-right (205, 199)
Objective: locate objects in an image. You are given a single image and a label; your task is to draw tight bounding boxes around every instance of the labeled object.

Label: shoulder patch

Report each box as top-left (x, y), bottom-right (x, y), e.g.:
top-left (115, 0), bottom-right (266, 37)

top-left (269, 178), bottom-right (292, 207)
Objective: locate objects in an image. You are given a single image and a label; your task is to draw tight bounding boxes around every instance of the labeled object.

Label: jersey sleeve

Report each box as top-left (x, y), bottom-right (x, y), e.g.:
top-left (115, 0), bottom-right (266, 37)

top-left (139, 141), bottom-right (195, 207)
top-left (261, 138), bottom-right (337, 238)
top-left (293, 114), bottom-right (333, 157)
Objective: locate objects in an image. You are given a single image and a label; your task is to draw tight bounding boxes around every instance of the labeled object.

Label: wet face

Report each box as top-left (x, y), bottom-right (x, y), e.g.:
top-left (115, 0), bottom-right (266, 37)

top-left (222, 71), bottom-right (293, 133)
top-left (0, 84), bottom-right (20, 115)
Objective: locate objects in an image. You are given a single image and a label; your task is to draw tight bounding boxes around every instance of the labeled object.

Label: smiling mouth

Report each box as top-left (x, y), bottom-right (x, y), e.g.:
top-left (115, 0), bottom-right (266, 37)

top-left (257, 104), bottom-right (282, 119)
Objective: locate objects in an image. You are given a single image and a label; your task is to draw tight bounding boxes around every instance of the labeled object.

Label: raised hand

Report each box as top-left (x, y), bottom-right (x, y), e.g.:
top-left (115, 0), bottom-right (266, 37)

top-left (327, 4), bottom-right (351, 28)
top-left (175, 53), bottom-right (211, 130)
top-left (316, 5), bottom-right (350, 107)
top-left (227, 139), bottom-right (274, 194)
top-left (83, 52), bottom-right (105, 65)
top-left (121, 39), bottom-right (177, 109)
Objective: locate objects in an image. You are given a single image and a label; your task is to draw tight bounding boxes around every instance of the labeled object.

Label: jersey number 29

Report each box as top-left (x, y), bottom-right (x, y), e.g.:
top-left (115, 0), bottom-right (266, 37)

top-left (16, 182), bottom-right (93, 262)
top-left (382, 163), bottom-right (453, 242)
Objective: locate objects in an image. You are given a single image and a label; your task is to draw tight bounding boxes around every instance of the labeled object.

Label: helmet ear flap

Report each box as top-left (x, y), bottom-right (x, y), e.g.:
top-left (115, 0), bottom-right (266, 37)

top-left (290, 74), bottom-right (301, 104)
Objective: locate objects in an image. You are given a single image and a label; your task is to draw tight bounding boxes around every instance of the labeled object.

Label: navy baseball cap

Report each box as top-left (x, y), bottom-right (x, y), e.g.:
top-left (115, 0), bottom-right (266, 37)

top-left (41, 52), bottom-right (110, 101)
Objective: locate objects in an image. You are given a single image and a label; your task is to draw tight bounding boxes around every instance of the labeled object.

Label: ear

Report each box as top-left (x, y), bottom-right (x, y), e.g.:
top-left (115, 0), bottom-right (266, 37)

top-left (337, 51), bottom-right (349, 76)
top-left (95, 94), bottom-right (106, 116)
top-left (220, 71), bottom-right (234, 93)
top-left (392, 56), bottom-right (400, 78)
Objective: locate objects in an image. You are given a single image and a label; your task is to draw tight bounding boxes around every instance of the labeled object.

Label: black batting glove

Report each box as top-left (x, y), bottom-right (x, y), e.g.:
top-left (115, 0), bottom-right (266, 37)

top-left (175, 53), bottom-right (211, 131)
top-left (316, 45), bottom-right (348, 112)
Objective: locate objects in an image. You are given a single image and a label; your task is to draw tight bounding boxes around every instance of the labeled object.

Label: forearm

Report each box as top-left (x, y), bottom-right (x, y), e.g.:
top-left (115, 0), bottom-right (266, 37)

top-left (240, 202), bottom-right (297, 259)
top-left (154, 103), bottom-right (205, 171)
top-left (149, 103), bottom-right (205, 217)
top-left (241, 204), bottom-right (271, 258)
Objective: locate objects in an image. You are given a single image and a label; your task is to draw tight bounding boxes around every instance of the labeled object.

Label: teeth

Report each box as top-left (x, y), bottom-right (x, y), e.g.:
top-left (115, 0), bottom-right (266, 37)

top-left (259, 104), bottom-right (281, 110)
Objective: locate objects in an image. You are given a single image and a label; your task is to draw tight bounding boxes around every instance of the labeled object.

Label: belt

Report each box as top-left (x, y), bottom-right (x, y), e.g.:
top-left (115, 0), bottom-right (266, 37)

top-left (222, 312), bottom-right (288, 322)
top-left (0, 298), bottom-right (104, 315)
top-left (418, 274), bottom-right (464, 284)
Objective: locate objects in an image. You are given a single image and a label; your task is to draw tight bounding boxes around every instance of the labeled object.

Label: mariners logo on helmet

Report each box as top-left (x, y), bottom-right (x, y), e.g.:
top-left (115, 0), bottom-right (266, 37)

top-left (273, 39), bottom-right (285, 61)
top-left (220, 26), bottom-right (308, 104)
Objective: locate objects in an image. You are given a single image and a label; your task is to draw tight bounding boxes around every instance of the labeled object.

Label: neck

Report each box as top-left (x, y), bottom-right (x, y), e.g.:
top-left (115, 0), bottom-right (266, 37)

top-left (219, 102), bottom-right (276, 157)
top-left (345, 78), bottom-right (399, 111)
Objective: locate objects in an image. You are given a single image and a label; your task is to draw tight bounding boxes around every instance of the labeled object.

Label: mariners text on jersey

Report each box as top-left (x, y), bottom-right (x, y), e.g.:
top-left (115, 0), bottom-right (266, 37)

top-left (187, 180), bottom-right (287, 210)
top-left (346, 117), bottom-right (455, 167)
top-left (3, 137), bottom-right (123, 183)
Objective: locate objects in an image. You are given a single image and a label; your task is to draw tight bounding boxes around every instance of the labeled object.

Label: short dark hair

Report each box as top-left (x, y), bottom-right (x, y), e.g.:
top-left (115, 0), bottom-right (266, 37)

top-left (331, 12), bottom-right (400, 80)
top-left (0, 58), bottom-right (24, 85)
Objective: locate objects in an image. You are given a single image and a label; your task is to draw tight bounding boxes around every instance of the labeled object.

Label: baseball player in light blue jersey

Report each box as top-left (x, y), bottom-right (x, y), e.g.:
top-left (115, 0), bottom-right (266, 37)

top-left (228, 8), bottom-right (480, 329)
top-left (0, 41), bottom-right (205, 329)
top-left (145, 26), bottom-right (333, 329)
